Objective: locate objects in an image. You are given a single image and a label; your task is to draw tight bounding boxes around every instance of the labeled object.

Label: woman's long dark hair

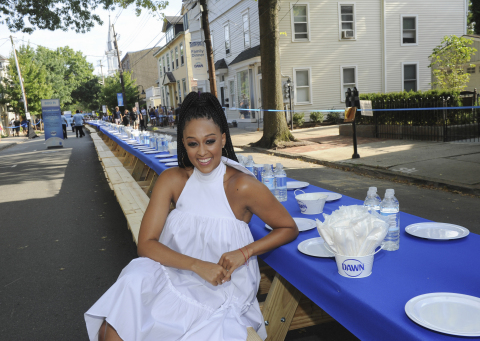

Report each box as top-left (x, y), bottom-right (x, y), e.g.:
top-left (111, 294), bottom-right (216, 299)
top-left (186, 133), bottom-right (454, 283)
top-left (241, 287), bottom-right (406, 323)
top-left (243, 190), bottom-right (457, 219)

top-left (177, 92), bottom-right (238, 168)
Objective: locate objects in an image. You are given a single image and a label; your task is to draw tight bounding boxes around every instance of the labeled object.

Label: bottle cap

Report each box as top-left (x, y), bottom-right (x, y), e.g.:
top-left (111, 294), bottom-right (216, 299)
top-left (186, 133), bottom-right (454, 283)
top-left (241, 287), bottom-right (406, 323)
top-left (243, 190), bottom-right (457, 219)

top-left (276, 163), bottom-right (282, 168)
top-left (369, 186), bottom-right (377, 192)
top-left (248, 155), bottom-right (253, 160)
top-left (386, 189), bottom-right (395, 195)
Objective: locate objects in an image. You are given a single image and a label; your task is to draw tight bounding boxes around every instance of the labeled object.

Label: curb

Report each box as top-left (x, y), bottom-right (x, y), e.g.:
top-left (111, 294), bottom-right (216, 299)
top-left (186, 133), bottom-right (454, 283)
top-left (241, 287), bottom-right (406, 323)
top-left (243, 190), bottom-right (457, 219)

top-left (0, 142), bottom-right (18, 151)
top-left (236, 144), bottom-right (480, 197)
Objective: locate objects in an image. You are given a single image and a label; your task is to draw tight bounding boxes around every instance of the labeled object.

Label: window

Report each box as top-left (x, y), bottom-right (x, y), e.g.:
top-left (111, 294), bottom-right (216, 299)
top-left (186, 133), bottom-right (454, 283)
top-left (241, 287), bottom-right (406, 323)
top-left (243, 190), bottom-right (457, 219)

top-left (258, 66), bottom-right (262, 74)
top-left (171, 50), bottom-right (174, 70)
top-left (166, 27), bottom-right (174, 43)
top-left (177, 80), bottom-right (182, 103)
top-left (183, 13), bottom-right (189, 31)
top-left (182, 78), bottom-right (187, 98)
top-left (401, 15), bottom-right (417, 45)
top-left (175, 47), bottom-right (179, 69)
top-left (294, 68), bottom-right (312, 104)
top-left (341, 66), bottom-right (357, 101)
top-left (166, 54), bottom-right (170, 72)
top-left (180, 44), bottom-right (184, 65)
top-left (224, 24), bottom-right (231, 55)
top-left (339, 4), bottom-right (356, 40)
top-left (243, 12), bottom-right (250, 49)
top-left (162, 56), bottom-right (166, 73)
top-left (467, 67), bottom-right (476, 74)
top-left (237, 71), bottom-right (250, 112)
top-left (403, 63), bottom-right (418, 92)
top-left (229, 80), bottom-right (236, 109)
top-left (292, 4), bottom-right (309, 41)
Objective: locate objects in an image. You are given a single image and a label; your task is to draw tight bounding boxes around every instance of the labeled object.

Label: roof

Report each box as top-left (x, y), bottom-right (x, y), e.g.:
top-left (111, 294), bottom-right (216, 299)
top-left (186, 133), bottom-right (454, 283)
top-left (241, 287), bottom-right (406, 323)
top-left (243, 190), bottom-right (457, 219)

top-left (215, 58), bottom-right (228, 70)
top-left (229, 45), bottom-right (261, 66)
top-left (162, 16), bottom-right (184, 32)
top-left (162, 72), bottom-right (176, 85)
top-left (463, 34), bottom-right (480, 40)
top-left (0, 54), bottom-right (8, 60)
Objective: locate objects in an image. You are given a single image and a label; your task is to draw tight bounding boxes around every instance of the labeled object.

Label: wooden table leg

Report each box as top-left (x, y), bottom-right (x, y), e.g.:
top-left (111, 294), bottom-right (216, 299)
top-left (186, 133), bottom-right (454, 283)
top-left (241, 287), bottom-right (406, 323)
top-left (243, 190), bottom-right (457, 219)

top-left (262, 273), bottom-right (302, 341)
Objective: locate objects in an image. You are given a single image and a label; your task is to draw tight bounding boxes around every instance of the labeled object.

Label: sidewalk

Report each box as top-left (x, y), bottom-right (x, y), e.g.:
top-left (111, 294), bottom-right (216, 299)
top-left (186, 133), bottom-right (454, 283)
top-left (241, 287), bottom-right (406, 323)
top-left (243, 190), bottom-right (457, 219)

top-left (0, 136), bottom-right (29, 151)
top-left (146, 124), bottom-right (480, 194)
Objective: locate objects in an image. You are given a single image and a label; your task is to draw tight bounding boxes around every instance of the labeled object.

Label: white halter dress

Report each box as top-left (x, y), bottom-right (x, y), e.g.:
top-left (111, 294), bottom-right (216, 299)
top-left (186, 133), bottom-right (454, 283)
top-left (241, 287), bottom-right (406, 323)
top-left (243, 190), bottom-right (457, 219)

top-left (85, 157), bottom-right (267, 341)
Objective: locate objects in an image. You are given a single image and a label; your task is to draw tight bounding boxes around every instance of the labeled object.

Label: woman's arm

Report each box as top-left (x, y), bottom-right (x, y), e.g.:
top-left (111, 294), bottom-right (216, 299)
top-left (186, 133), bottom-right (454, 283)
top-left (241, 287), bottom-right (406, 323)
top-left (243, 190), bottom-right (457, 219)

top-left (219, 175), bottom-right (298, 282)
top-left (137, 169), bottom-right (227, 286)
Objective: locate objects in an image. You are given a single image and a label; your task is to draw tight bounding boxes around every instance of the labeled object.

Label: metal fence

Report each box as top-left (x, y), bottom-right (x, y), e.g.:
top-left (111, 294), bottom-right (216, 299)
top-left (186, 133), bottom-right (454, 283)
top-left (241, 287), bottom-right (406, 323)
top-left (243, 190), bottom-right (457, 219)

top-left (356, 96), bottom-right (480, 142)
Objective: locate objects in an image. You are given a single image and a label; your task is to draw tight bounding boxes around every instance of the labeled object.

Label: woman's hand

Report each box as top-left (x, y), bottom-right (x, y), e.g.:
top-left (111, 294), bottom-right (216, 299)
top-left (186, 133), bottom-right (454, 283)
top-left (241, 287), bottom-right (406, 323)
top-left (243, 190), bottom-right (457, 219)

top-left (191, 260), bottom-right (228, 286)
top-left (218, 248), bottom-right (247, 283)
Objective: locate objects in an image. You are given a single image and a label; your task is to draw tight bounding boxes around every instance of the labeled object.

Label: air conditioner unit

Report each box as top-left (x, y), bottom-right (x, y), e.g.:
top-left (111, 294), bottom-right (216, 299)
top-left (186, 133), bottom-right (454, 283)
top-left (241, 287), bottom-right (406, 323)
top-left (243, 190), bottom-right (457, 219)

top-left (342, 30), bottom-right (355, 39)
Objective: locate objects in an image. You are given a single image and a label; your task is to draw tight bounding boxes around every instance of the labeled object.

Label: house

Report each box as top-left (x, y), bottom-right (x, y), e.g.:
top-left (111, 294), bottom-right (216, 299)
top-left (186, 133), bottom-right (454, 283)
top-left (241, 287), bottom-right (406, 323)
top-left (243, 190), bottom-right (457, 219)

top-left (153, 15), bottom-right (194, 109)
top-left (0, 54), bottom-right (13, 134)
top-left (460, 34), bottom-right (480, 93)
top-left (187, 0), bottom-right (467, 127)
top-left (121, 48), bottom-right (161, 107)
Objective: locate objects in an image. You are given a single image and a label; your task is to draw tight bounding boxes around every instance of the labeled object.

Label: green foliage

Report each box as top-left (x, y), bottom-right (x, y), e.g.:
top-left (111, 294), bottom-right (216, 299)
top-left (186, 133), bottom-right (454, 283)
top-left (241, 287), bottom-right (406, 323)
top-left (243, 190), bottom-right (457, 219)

top-left (358, 89), bottom-right (463, 126)
top-left (429, 35), bottom-right (477, 91)
top-left (309, 111), bottom-right (324, 123)
top-left (293, 113), bottom-right (305, 127)
top-left (0, 0), bottom-right (169, 33)
top-left (101, 71), bottom-right (139, 112)
top-left (71, 76), bottom-right (104, 112)
top-left (470, 0), bottom-right (480, 34)
top-left (0, 44), bottom-right (54, 117)
top-left (326, 111), bottom-right (341, 124)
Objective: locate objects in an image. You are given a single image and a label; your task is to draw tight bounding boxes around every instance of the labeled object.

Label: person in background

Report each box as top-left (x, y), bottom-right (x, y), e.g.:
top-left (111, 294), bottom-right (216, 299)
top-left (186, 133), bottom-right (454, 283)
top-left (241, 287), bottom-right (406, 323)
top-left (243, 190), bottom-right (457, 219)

top-left (13, 115), bottom-right (20, 137)
top-left (168, 106), bottom-right (174, 129)
top-left (73, 110), bottom-right (85, 138)
top-left (61, 112), bottom-right (68, 139)
top-left (114, 106), bottom-right (121, 125)
top-left (149, 107), bottom-right (156, 126)
top-left (138, 107), bottom-right (146, 132)
top-left (20, 117), bottom-right (27, 136)
top-left (175, 103), bottom-right (181, 126)
top-left (122, 109), bottom-right (130, 126)
top-left (130, 107), bottom-right (138, 129)
top-left (9, 118), bottom-right (14, 136)
top-left (154, 106), bottom-right (159, 127)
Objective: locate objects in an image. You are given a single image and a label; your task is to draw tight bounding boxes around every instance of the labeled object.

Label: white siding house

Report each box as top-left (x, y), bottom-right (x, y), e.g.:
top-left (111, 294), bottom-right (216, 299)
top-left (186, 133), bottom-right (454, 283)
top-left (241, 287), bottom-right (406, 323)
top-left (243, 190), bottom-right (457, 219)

top-left (184, 0), bottom-right (467, 124)
top-left (279, 0), bottom-right (467, 117)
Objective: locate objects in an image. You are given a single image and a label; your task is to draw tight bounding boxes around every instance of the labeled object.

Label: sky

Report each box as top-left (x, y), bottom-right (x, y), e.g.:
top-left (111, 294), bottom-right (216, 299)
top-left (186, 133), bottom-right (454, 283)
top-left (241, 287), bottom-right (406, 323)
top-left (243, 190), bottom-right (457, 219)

top-left (0, 0), bottom-right (183, 76)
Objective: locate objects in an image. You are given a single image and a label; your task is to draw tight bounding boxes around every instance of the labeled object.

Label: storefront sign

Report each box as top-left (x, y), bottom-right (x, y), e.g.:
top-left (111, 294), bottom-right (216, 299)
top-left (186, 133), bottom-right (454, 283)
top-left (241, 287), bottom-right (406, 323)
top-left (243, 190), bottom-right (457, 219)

top-left (360, 100), bottom-right (373, 116)
top-left (102, 105), bottom-right (107, 114)
top-left (190, 42), bottom-right (209, 80)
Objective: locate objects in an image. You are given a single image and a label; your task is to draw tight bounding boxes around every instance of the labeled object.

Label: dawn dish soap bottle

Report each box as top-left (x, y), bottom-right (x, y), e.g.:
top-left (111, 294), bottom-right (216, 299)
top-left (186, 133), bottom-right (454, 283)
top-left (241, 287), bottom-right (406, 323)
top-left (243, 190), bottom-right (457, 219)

top-left (262, 164), bottom-right (275, 196)
top-left (274, 163), bottom-right (287, 202)
top-left (380, 189), bottom-right (400, 251)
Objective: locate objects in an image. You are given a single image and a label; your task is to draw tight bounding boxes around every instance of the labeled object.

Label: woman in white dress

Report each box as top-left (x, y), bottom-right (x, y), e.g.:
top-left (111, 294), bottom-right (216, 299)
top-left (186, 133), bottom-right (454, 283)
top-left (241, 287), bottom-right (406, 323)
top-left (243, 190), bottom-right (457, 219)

top-left (85, 92), bottom-right (299, 341)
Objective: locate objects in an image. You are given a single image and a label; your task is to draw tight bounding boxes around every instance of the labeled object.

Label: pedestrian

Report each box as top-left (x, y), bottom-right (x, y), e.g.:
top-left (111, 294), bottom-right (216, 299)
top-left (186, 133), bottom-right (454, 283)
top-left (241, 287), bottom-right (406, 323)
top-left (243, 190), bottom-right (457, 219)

top-left (73, 110), bottom-right (85, 138)
top-left (138, 107), bottom-right (146, 132)
top-left (130, 107), bottom-right (138, 129)
top-left (149, 107), bottom-right (156, 126)
top-left (113, 106), bottom-right (121, 125)
top-left (168, 107), bottom-right (175, 129)
top-left (61, 112), bottom-right (68, 139)
top-left (122, 109), bottom-right (130, 126)
top-left (154, 106), bottom-right (159, 126)
top-left (84, 91), bottom-right (297, 341)
top-left (175, 103), bottom-right (181, 126)
top-left (20, 117), bottom-right (27, 136)
top-left (13, 116), bottom-right (20, 137)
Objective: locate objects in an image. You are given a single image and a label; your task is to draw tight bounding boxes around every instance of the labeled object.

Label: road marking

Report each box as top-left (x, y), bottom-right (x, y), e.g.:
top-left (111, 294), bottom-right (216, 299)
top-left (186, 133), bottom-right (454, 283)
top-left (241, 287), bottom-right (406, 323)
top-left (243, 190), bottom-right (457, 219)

top-left (391, 167), bottom-right (418, 174)
top-left (11, 165), bottom-right (17, 168)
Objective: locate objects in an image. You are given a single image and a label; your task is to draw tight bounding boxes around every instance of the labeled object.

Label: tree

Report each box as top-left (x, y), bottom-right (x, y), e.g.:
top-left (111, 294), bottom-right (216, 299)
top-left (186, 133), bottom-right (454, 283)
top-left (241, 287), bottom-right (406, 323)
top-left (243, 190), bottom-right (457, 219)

top-left (0, 0), bottom-right (168, 33)
top-left (71, 76), bottom-right (104, 112)
top-left (470, 0), bottom-right (480, 34)
top-left (101, 71), bottom-right (139, 112)
top-left (35, 46), bottom-right (95, 108)
top-left (0, 44), bottom-right (54, 117)
top-left (429, 35), bottom-right (477, 91)
top-left (253, 0), bottom-right (295, 148)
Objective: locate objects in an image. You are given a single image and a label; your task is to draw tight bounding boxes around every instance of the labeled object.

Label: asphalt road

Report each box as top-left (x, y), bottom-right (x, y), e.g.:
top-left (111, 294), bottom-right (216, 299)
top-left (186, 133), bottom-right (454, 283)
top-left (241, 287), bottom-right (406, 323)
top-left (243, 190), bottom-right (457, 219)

top-left (0, 132), bottom-right (479, 341)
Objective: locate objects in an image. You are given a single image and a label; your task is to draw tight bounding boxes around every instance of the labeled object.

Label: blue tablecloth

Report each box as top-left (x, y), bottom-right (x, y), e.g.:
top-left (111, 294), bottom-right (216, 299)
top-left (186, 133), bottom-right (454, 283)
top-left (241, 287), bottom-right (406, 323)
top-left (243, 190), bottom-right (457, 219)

top-left (92, 122), bottom-right (480, 340)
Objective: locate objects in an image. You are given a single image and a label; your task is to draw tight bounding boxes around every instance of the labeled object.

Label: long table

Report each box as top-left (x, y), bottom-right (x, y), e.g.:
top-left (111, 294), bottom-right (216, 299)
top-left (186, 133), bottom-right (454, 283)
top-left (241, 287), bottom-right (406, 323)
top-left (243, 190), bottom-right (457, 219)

top-left (90, 122), bottom-right (480, 341)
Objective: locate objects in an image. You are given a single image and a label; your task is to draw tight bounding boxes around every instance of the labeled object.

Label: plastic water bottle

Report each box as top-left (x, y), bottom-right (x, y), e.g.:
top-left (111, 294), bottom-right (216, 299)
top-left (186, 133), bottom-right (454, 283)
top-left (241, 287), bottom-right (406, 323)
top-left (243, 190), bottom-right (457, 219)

top-left (245, 155), bottom-right (254, 173)
top-left (364, 187), bottom-right (381, 213)
top-left (380, 189), bottom-right (400, 251)
top-left (274, 163), bottom-right (287, 202)
top-left (262, 164), bottom-right (275, 195)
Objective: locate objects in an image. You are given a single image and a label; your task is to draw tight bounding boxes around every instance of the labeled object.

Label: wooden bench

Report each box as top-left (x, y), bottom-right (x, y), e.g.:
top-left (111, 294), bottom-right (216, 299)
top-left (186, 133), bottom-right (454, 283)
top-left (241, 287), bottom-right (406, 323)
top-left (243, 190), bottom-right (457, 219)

top-left (90, 127), bottom-right (334, 341)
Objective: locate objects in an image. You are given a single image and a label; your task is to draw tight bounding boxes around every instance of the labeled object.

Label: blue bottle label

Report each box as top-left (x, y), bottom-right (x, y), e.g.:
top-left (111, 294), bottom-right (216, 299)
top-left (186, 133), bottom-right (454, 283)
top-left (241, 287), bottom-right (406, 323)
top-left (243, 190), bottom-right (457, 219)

top-left (263, 177), bottom-right (274, 190)
top-left (276, 176), bottom-right (287, 188)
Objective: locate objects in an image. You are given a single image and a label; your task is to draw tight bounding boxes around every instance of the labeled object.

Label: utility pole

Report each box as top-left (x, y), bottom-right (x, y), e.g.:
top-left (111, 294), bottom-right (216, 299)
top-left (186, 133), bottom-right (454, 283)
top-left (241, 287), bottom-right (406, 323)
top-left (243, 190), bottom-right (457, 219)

top-left (10, 36), bottom-right (28, 116)
top-left (98, 60), bottom-right (105, 86)
top-left (199, 0), bottom-right (217, 97)
top-left (112, 24), bottom-right (127, 109)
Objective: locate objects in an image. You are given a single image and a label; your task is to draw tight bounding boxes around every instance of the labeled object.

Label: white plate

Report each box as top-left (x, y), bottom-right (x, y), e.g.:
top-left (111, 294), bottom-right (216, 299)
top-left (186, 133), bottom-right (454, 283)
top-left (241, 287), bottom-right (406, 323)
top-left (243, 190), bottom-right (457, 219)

top-left (155, 154), bottom-right (174, 158)
top-left (143, 151), bottom-right (162, 154)
top-left (405, 222), bottom-right (469, 240)
top-left (287, 181), bottom-right (310, 190)
top-left (297, 237), bottom-right (335, 258)
top-left (159, 158), bottom-right (178, 163)
top-left (316, 192), bottom-right (342, 202)
top-left (265, 217), bottom-right (317, 232)
top-left (165, 162), bottom-right (178, 166)
top-left (405, 293), bottom-right (480, 337)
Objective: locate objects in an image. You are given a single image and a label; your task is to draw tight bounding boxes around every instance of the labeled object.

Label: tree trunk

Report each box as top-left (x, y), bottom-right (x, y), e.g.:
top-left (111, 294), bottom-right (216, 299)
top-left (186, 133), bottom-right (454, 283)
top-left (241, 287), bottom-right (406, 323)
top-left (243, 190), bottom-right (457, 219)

top-left (253, 0), bottom-right (295, 148)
